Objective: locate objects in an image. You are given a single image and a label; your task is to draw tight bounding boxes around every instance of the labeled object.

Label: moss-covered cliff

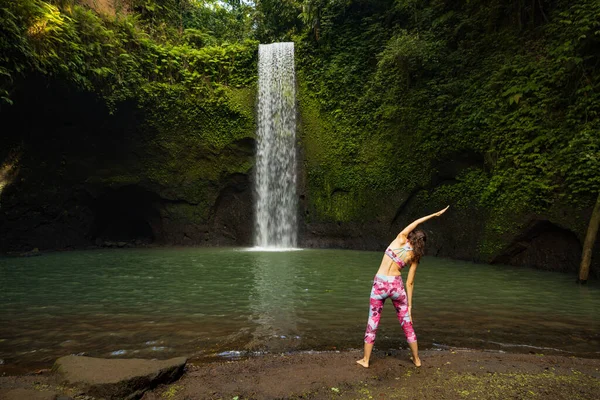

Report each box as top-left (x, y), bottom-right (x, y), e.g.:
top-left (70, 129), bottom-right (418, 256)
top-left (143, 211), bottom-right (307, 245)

top-left (0, 0), bottom-right (598, 277)
top-left (294, 0), bottom-right (600, 277)
top-left (0, 0), bottom-right (258, 249)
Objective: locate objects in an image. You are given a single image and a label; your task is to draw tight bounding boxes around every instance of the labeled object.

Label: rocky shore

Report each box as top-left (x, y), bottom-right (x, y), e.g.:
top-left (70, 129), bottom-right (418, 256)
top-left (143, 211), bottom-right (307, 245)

top-left (1, 349), bottom-right (599, 399)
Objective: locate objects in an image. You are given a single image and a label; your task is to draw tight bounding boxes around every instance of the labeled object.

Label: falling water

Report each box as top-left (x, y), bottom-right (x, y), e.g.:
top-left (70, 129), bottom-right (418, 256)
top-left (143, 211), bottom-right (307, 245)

top-left (254, 42), bottom-right (298, 248)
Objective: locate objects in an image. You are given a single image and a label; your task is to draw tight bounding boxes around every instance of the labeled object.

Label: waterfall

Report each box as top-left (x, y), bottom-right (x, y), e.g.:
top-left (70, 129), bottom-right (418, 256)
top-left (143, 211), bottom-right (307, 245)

top-left (254, 42), bottom-right (298, 249)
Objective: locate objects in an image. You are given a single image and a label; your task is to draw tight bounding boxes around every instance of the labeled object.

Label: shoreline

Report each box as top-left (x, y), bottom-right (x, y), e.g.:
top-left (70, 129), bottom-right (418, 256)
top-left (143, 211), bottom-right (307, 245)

top-left (2, 348), bottom-right (599, 399)
top-left (3, 343), bottom-right (600, 377)
top-left (120, 348), bottom-right (600, 399)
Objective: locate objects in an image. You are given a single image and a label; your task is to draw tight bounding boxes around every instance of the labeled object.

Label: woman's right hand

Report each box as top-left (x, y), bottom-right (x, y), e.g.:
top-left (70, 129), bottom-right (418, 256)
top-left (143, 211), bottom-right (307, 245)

top-left (435, 205), bottom-right (450, 217)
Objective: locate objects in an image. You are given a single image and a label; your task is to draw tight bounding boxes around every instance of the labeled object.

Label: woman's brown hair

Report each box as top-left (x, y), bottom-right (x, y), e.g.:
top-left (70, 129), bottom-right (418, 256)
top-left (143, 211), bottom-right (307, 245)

top-left (407, 230), bottom-right (427, 263)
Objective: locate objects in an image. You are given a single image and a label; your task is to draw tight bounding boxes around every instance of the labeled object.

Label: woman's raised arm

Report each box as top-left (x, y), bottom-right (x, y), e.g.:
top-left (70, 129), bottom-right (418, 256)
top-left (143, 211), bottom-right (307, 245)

top-left (398, 206), bottom-right (449, 239)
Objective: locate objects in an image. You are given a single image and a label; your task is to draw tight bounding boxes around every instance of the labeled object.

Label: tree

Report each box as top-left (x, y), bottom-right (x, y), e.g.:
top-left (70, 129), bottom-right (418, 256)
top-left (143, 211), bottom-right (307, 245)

top-left (253, 0), bottom-right (301, 43)
top-left (578, 192), bottom-right (600, 283)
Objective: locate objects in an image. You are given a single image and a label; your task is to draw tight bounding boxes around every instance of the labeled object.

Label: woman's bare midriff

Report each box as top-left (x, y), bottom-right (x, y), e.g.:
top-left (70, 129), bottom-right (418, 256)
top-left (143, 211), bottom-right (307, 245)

top-left (376, 255), bottom-right (402, 276)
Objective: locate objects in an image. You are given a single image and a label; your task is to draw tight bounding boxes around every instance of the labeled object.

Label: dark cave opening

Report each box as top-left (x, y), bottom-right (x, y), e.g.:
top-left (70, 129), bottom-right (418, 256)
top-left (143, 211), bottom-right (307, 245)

top-left (492, 220), bottom-right (582, 273)
top-left (90, 186), bottom-right (162, 243)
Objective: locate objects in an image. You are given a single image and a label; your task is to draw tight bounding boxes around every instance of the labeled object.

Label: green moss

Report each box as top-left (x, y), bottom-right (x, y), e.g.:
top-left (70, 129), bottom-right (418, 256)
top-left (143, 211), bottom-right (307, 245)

top-left (162, 384), bottom-right (181, 399)
top-left (81, 81), bottom-right (255, 219)
top-left (444, 370), bottom-right (600, 399)
top-left (227, 85), bottom-right (257, 119)
top-left (337, 369), bottom-right (600, 400)
top-left (164, 202), bottom-right (211, 224)
top-left (298, 73), bottom-right (405, 223)
top-left (298, 84), bottom-right (335, 168)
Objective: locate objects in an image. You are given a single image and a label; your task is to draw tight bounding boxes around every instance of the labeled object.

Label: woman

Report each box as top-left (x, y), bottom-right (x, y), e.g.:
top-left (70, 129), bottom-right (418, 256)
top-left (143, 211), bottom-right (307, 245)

top-left (356, 206), bottom-right (449, 368)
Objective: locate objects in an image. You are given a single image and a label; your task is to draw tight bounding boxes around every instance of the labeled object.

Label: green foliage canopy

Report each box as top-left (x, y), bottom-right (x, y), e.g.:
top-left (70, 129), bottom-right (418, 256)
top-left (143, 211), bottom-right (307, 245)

top-left (0, 0), bottom-right (258, 109)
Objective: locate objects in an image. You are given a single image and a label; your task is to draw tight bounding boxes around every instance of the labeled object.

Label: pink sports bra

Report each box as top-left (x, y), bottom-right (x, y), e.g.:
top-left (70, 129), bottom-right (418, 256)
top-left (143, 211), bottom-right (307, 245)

top-left (384, 243), bottom-right (413, 269)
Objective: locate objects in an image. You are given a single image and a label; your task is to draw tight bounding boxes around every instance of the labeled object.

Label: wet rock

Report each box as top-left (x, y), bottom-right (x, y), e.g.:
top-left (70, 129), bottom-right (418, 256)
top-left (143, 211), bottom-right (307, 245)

top-left (20, 248), bottom-right (41, 257)
top-left (52, 355), bottom-right (187, 400)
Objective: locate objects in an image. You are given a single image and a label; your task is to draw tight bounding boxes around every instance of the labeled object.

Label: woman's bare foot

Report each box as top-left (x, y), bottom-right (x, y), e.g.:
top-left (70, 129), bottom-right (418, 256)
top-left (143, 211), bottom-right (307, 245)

top-left (356, 358), bottom-right (369, 368)
top-left (411, 356), bottom-right (421, 367)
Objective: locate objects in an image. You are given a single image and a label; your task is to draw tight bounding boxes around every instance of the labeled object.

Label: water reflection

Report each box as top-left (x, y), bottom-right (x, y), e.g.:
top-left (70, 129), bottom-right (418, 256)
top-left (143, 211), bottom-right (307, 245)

top-left (247, 251), bottom-right (300, 352)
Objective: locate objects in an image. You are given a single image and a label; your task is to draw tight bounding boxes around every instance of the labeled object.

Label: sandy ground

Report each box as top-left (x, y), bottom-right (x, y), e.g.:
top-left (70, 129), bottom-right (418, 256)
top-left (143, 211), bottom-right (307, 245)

top-left (1, 349), bottom-right (599, 399)
top-left (141, 349), bottom-right (600, 400)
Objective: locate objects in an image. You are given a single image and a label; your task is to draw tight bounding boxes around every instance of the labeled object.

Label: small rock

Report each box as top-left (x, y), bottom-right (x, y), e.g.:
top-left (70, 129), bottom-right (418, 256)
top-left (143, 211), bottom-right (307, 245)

top-left (21, 248), bottom-right (41, 257)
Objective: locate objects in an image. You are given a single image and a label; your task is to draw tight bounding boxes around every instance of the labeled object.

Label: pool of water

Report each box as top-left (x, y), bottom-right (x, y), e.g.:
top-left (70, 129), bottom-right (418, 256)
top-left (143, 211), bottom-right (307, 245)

top-left (1, 247), bottom-right (599, 370)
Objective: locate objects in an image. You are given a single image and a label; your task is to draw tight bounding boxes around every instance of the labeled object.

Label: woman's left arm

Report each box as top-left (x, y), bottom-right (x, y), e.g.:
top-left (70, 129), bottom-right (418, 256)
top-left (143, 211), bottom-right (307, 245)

top-left (406, 262), bottom-right (418, 322)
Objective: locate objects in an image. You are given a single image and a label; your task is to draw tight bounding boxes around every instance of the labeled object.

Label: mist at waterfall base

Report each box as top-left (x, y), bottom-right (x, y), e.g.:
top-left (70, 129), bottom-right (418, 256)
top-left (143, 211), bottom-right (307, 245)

top-left (1, 247), bottom-right (599, 371)
top-left (253, 42), bottom-right (298, 250)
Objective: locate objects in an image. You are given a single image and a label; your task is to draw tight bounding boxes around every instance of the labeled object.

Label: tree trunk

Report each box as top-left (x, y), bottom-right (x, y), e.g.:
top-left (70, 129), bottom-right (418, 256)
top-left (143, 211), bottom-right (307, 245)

top-left (578, 192), bottom-right (600, 283)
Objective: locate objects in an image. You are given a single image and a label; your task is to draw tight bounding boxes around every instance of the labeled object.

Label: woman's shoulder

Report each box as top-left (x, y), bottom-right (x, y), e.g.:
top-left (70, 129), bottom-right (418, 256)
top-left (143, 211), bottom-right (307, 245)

top-left (389, 237), bottom-right (411, 251)
top-left (392, 236), bottom-right (407, 246)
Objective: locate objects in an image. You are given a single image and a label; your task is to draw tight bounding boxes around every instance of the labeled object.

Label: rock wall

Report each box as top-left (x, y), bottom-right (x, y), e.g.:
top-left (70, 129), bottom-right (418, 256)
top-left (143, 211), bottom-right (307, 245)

top-left (0, 70), bottom-right (597, 280)
top-left (295, 86), bottom-right (600, 279)
top-left (298, 185), bottom-right (600, 279)
top-left (0, 76), bottom-right (256, 252)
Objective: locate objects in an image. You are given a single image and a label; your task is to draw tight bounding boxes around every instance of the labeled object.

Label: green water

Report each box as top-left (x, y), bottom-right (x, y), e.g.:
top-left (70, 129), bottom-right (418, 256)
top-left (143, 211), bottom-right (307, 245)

top-left (0, 247), bottom-right (598, 370)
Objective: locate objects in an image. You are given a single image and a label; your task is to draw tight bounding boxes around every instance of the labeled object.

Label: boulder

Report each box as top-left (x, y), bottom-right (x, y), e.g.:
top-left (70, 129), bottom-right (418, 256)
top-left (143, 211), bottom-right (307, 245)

top-left (52, 355), bottom-right (187, 400)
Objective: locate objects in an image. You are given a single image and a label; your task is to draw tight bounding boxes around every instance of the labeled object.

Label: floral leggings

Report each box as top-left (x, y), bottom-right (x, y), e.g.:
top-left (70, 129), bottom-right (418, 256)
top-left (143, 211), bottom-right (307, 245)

top-left (364, 274), bottom-right (417, 344)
